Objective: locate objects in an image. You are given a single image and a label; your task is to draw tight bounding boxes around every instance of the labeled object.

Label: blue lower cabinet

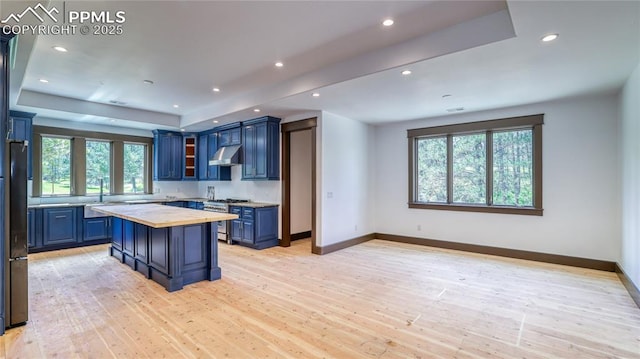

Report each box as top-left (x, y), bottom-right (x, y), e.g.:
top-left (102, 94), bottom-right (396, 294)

top-left (42, 207), bottom-right (78, 247)
top-left (229, 205), bottom-right (278, 249)
top-left (110, 219), bottom-right (218, 292)
top-left (187, 201), bottom-right (204, 210)
top-left (164, 201), bottom-right (187, 207)
top-left (111, 217), bottom-right (124, 251)
top-left (83, 217), bottom-right (111, 242)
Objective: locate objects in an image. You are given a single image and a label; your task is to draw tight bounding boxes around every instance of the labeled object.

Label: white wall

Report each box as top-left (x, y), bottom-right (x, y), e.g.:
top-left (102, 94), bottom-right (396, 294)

top-left (196, 166), bottom-right (280, 203)
top-left (320, 111), bottom-right (375, 247)
top-left (374, 94), bottom-right (621, 261)
top-left (620, 62), bottom-right (640, 287)
top-left (290, 130), bottom-right (313, 234)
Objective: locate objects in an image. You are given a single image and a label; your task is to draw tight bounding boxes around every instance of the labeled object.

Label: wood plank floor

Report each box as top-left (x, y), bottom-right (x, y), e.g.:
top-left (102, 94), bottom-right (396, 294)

top-left (1, 239), bottom-right (639, 358)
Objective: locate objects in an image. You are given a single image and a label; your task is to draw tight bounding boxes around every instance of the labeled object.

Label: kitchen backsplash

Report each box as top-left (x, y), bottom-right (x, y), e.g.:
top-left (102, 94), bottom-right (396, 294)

top-left (198, 166), bottom-right (280, 203)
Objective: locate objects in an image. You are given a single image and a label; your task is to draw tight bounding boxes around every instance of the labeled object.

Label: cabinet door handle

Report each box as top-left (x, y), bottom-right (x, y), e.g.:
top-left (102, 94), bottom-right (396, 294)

top-left (55, 215), bottom-right (67, 219)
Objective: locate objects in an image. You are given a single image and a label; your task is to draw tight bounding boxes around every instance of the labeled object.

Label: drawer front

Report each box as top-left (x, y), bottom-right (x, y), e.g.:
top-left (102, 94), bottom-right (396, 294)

top-left (229, 206), bottom-right (241, 216)
top-left (242, 207), bottom-right (254, 221)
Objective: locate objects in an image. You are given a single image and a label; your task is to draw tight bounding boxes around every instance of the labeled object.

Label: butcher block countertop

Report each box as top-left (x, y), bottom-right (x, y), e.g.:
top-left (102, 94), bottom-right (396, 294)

top-left (91, 204), bottom-right (238, 228)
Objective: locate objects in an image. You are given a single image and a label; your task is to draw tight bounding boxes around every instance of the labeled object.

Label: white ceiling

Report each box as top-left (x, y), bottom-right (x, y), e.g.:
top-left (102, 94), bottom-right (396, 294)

top-left (3, 0), bottom-right (639, 132)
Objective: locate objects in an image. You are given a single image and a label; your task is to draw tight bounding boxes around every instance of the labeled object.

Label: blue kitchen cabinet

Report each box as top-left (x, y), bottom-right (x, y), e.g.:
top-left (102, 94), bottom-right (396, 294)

top-left (153, 130), bottom-right (182, 180)
top-left (110, 217), bottom-right (137, 269)
top-left (42, 207), bottom-right (79, 247)
top-left (111, 217), bottom-right (124, 251)
top-left (218, 124), bottom-right (241, 147)
top-left (187, 201), bottom-right (204, 210)
top-left (164, 201), bottom-right (187, 207)
top-left (198, 131), bottom-right (231, 181)
top-left (83, 217), bottom-right (111, 242)
top-left (8, 110), bottom-right (35, 180)
top-left (242, 116), bottom-right (281, 180)
top-left (229, 205), bottom-right (278, 249)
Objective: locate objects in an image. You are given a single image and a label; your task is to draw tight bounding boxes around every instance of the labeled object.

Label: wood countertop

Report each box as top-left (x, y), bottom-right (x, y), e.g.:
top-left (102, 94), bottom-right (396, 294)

top-left (91, 204), bottom-right (238, 228)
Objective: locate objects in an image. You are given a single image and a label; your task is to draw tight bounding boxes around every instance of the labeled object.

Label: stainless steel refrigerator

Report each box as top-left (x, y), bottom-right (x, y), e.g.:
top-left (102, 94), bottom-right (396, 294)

top-left (4, 141), bottom-right (28, 327)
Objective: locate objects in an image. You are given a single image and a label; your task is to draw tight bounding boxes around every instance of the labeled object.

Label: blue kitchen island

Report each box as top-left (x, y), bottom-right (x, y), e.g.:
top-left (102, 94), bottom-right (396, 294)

top-left (92, 204), bottom-right (237, 292)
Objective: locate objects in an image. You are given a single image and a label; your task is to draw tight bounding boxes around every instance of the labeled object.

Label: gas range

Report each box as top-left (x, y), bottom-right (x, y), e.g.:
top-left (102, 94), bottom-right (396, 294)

top-left (203, 199), bottom-right (250, 212)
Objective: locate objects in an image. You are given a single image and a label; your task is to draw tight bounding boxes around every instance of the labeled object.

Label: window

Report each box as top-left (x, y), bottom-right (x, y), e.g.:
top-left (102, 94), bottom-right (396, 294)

top-left (123, 143), bottom-right (146, 193)
top-left (41, 136), bottom-right (71, 196)
top-left (408, 114), bottom-right (543, 215)
top-left (33, 126), bottom-right (153, 197)
top-left (86, 140), bottom-right (111, 194)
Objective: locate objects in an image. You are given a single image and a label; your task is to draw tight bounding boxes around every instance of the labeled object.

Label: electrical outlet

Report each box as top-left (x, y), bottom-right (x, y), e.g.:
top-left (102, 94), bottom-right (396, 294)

top-left (327, 192), bottom-right (333, 199)
top-left (417, 225), bottom-right (422, 231)
top-left (354, 225), bottom-right (358, 231)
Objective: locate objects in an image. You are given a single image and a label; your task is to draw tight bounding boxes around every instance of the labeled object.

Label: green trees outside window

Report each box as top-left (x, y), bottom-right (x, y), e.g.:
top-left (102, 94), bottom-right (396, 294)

top-left (41, 137), bottom-right (71, 195)
top-left (124, 143), bottom-right (146, 193)
top-left (408, 114), bottom-right (543, 215)
top-left (86, 140), bottom-right (111, 194)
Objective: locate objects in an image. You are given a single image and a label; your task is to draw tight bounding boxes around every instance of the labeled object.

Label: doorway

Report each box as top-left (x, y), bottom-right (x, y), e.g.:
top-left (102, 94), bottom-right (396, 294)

top-left (281, 118), bottom-right (318, 254)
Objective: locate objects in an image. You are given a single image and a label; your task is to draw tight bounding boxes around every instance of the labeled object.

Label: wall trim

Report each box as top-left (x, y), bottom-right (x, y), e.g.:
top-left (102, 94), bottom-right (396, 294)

top-left (317, 233), bottom-right (375, 255)
top-left (615, 263), bottom-right (640, 309)
top-left (291, 231), bottom-right (312, 241)
top-left (376, 233), bottom-right (616, 271)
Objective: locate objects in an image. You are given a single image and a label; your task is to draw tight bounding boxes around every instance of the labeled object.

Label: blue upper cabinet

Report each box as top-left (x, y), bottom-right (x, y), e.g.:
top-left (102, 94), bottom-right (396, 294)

top-left (197, 131), bottom-right (231, 181)
top-left (218, 124), bottom-right (241, 147)
top-left (242, 116), bottom-right (281, 180)
top-left (153, 130), bottom-right (182, 180)
top-left (8, 110), bottom-right (35, 180)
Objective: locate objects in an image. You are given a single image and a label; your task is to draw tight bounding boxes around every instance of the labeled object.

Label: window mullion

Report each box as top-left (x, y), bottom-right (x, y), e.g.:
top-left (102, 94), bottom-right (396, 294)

top-left (446, 134), bottom-right (453, 204)
top-left (486, 131), bottom-right (493, 206)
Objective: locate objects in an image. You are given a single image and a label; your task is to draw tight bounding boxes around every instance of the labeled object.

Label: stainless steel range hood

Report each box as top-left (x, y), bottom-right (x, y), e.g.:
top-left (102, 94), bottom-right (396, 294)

top-left (209, 144), bottom-right (241, 166)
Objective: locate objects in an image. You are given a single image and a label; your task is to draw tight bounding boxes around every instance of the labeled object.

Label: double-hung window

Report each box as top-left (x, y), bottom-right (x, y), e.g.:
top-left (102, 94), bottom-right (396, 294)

top-left (408, 114), bottom-right (543, 215)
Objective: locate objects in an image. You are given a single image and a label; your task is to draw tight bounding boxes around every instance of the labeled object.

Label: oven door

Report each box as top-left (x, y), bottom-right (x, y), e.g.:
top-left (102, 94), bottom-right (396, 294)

top-left (217, 220), bottom-right (227, 242)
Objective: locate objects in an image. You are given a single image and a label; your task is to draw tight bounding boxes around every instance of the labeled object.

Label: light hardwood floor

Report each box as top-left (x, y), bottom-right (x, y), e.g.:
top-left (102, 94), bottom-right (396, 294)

top-left (1, 239), bottom-right (639, 358)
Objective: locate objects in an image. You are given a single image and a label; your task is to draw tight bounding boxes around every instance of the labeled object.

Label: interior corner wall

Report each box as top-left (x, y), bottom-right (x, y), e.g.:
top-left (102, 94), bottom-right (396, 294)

top-left (373, 94), bottom-right (621, 261)
top-left (319, 111), bottom-right (374, 247)
top-left (621, 61), bottom-right (640, 288)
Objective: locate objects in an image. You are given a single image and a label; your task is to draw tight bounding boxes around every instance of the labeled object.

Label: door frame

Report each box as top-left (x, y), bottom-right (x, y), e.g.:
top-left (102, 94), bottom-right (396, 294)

top-left (280, 117), bottom-right (318, 254)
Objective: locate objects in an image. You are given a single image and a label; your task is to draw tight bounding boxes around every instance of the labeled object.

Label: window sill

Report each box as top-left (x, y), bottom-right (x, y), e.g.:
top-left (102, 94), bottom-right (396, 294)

top-left (408, 202), bottom-right (543, 216)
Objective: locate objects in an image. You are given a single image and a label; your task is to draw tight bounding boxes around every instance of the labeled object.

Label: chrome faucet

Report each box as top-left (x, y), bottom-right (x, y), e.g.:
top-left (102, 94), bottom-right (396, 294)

top-left (99, 178), bottom-right (104, 203)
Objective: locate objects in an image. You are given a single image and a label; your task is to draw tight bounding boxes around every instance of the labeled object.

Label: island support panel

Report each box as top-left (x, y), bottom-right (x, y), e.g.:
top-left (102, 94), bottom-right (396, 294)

top-left (110, 217), bottom-right (220, 292)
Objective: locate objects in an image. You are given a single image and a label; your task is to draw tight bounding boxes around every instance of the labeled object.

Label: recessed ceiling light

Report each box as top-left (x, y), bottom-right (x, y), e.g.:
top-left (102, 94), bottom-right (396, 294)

top-left (253, 109), bottom-right (261, 113)
top-left (401, 70), bottom-right (412, 76)
top-left (213, 120), bottom-right (219, 124)
top-left (109, 119), bottom-right (116, 123)
top-left (541, 33), bottom-right (559, 42)
top-left (312, 92), bottom-right (320, 97)
top-left (52, 46), bottom-right (67, 52)
top-left (173, 104), bottom-right (179, 108)
top-left (275, 62), bottom-right (283, 68)
top-left (39, 78), bottom-right (49, 83)
top-left (212, 87), bottom-right (220, 92)
top-left (143, 79), bottom-right (154, 85)
top-left (180, 129), bottom-right (185, 132)
top-left (382, 19), bottom-right (394, 27)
